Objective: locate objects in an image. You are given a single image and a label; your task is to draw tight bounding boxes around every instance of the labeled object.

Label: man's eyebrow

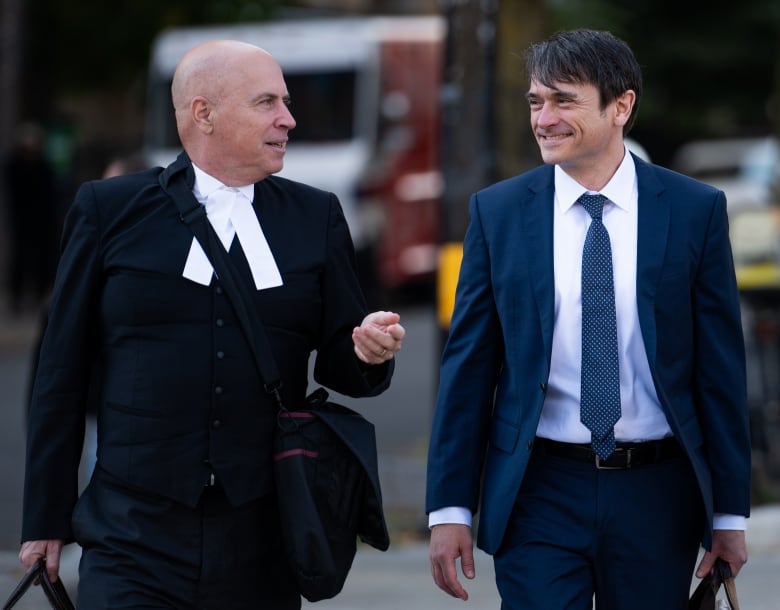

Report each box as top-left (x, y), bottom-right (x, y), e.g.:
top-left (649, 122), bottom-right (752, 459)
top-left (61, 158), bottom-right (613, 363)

top-left (251, 91), bottom-right (291, 105)
top-left (525, 87), bottom-right (579, 100)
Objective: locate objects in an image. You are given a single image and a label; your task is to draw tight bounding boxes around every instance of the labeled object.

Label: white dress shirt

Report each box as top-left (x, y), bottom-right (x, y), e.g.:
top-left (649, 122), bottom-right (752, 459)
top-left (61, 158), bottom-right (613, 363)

top-left (429, 147), bottom-right (745, 531)
top-left (537, 150), bottom-right (671, 443)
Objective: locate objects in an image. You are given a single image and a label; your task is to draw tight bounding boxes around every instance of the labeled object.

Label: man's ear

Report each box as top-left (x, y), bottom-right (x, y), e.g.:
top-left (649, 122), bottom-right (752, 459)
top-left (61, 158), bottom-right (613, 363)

top-left (191, 96), bottom-right (214, 135)
top-left (613, 90), bottom-right (636, 128)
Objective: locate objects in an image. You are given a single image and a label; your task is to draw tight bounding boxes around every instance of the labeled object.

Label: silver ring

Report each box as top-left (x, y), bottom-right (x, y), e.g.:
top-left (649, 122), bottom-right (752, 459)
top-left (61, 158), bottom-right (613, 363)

top-left (380, 348), bottom-right (387, 357)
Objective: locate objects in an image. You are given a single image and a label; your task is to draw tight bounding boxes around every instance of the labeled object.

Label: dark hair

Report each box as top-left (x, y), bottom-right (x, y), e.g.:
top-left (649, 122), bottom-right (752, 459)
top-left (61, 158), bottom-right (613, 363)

top-left (524, 29), bottom-right (643, 134)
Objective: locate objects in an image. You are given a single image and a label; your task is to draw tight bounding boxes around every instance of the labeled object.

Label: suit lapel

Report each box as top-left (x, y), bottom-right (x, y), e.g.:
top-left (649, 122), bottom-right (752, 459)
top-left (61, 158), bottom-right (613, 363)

top-left (521, 159), bottom-right (667, 366)
top-left (524, 169), bottom-right (556, 360)
top-left (635, 157), bottom-right (669, 366)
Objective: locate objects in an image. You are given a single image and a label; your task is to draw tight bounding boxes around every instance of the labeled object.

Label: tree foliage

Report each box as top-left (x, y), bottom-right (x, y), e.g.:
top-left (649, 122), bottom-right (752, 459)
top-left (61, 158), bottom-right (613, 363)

top-left (17, 0), bottom-right (780, 166)
top-left (22, 0), bottom-right (285, 113)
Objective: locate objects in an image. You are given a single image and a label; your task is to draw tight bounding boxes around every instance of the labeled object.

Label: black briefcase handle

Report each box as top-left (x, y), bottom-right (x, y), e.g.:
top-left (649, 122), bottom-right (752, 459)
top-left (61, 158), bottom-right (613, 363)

top-left (1, 558), bottom-right (75, 610)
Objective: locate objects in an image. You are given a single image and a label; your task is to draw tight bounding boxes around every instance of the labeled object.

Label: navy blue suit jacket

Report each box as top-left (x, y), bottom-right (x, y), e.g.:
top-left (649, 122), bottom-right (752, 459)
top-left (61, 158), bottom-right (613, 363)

top-left (426, 154), bottom-right (751, 555)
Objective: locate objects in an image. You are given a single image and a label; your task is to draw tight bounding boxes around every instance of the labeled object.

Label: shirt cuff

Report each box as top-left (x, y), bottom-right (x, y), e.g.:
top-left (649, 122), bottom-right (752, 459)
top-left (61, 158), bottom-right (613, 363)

top-left (713, 513), bottom-right (747, 531)
top-left (428, 506), bottom-right (472, 528)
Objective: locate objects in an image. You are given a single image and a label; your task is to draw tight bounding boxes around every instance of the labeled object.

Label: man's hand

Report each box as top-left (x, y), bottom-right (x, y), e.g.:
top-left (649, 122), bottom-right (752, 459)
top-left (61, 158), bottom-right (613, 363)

top-left (352, 311), bottom-right (405, 365)
top-left (696, 529), bottom-right (748, 579)
top-left (19, 539), bottom-right (64, 583)
top-left (429, 524), bottom-right (475, 600)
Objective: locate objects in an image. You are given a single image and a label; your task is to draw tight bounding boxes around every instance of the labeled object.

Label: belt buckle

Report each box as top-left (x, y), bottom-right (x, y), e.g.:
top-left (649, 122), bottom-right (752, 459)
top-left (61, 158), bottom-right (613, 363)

top-left (594, 447), bottom-right (632, 470)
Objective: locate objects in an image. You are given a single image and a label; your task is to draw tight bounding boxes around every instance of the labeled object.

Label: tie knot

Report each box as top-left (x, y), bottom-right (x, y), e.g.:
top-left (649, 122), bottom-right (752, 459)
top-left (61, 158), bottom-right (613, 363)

top-left (578, 193), bottom-right (607, 220)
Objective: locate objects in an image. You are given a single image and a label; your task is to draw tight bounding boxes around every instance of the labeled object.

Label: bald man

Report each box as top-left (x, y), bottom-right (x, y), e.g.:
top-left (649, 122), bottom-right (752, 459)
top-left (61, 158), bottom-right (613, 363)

top-left (19, 40), bottom-right (404, 609)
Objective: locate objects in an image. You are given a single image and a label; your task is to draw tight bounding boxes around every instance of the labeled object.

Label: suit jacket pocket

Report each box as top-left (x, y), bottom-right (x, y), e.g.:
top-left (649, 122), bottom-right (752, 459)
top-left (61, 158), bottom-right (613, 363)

top-left (490, 417), bottom-right (520, 454)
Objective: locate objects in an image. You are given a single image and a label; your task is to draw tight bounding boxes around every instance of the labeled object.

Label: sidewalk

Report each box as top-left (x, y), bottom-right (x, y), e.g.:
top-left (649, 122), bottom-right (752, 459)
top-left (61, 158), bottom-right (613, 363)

top-left (324, 503), bottom-right (778, 609)
top-left (1, 504), bottom-right (779, 609)
top-left (2, 309), bottom-right (779, 607)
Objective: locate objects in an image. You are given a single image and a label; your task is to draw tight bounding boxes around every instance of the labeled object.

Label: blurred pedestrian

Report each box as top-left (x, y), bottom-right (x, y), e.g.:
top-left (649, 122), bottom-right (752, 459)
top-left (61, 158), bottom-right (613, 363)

top-left (19, 39), bottom-right (404, 609)
top-left (101, 152), bottom-right (147, 179)
top-left (426, 29), bottom-right (750, 609)
top-left (2, 122), bottom-right (59, 315)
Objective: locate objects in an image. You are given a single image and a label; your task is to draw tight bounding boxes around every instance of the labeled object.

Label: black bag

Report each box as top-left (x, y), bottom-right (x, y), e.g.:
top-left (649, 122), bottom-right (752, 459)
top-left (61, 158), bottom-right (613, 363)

top-left (1, 558), bottom-right (75, 610)
top-left (163, 160), bottom-right (390, 601)
top-left (689, 559), bottom-right (740, 610)
top-left (274, 388), bottom-right (389, 601)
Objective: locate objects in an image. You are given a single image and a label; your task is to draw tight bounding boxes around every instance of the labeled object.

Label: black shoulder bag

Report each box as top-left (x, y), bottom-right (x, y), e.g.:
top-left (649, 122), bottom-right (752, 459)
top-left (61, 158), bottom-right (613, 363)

top-left (160, 170), bottom-right (389, 602)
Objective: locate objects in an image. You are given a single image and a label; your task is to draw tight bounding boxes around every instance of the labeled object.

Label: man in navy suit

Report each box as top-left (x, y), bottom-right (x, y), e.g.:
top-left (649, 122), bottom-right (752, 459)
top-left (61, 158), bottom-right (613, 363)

top-left (19, 40), bottom-right (404, 609)
top-left (426, 29), bottom-right (750, 609)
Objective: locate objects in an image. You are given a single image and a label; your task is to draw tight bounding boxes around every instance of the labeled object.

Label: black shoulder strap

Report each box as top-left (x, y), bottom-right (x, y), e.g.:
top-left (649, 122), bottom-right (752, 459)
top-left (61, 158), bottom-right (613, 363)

top-left (159, 164), bottom-right (285, 410)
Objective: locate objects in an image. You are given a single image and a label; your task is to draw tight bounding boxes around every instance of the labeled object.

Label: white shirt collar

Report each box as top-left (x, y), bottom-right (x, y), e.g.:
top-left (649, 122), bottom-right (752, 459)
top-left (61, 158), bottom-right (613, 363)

top-left (554, 146), bottom-right (636, 214)
top-left (191, 163), bottom-right (254, 203)
top-left (182, 162), bottom-right (283, 291)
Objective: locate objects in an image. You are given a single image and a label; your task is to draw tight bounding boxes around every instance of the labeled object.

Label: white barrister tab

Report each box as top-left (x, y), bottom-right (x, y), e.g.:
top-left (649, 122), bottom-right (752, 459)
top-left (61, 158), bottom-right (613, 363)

top-left (181, 190), bottom-right (284, 290)
top-left (230, 194), bottom-right (283, 290)
top-left (182, 237), bottom-right (215, 286)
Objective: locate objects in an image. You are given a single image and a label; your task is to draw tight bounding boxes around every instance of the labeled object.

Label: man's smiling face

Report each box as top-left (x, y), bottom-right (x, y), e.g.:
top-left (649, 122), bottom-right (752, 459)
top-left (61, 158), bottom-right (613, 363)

top-left (526, 78), bottom-right (622, 174)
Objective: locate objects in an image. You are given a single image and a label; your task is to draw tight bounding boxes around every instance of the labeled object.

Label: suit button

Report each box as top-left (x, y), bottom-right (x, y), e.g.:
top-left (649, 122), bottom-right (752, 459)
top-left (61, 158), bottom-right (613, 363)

top-left (216, 351), bottom-right (225, 359)
top-left (215, 386), bottom-right (223, 395)
top-left (216, 318), bottom-right (224, 327)
top-left (216, 286), bottom-right (224, 295)
top-left (212, 420), bottom-right (221, 429)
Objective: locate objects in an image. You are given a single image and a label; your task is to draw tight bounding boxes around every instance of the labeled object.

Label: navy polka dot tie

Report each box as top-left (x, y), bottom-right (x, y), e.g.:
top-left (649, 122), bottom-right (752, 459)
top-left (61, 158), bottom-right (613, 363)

top-left (579, 193), bottom-right (621, 460)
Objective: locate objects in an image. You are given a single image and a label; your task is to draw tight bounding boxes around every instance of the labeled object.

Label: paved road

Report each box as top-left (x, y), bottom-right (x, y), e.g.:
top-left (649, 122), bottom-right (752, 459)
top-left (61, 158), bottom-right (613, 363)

top-left (1, 306), bottom-right (779, 608)
top-left (306, 534), bottom-right (780, 610)
top-left (0, 313), bottom-right (37, 551)
top-left (2, 538), bottom-right (779, 610)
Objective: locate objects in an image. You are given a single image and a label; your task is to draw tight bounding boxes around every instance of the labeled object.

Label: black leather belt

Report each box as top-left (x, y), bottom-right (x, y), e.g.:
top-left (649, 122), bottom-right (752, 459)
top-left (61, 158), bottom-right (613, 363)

top-left (533, 436), bottom-right (683, 469)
